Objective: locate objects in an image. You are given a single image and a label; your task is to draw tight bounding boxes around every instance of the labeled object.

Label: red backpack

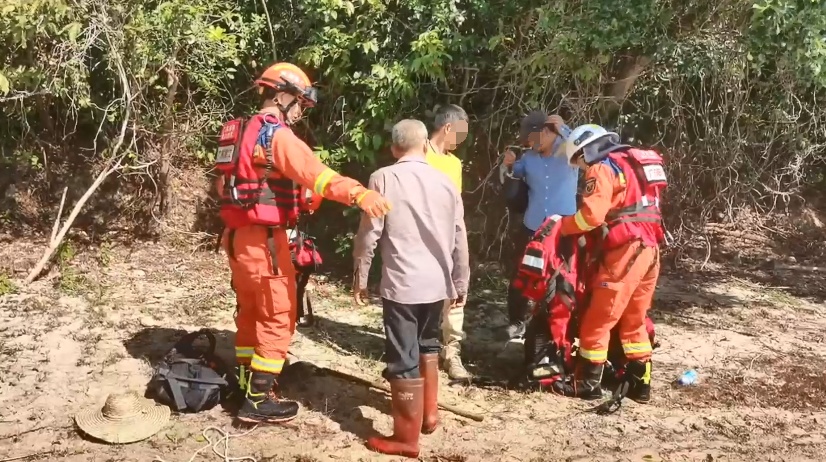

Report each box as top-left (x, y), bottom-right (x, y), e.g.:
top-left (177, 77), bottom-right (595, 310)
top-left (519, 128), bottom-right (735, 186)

top-left (512, 217), bottom-right (583, 385)
top-left (288, 226), bottom-right (323, 328)
top-left (513, 217), bottom-right (658, 390)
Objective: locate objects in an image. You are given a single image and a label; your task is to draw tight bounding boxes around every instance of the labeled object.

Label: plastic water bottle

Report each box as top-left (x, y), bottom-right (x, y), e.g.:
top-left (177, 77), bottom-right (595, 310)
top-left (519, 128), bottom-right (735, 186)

top-left (677, 369), bottom-right (698, 386)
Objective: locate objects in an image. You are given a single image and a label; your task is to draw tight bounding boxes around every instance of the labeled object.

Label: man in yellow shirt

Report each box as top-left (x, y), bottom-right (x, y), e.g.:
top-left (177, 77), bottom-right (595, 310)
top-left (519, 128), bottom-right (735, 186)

top-left (426, 104), bottom-right (471, 380)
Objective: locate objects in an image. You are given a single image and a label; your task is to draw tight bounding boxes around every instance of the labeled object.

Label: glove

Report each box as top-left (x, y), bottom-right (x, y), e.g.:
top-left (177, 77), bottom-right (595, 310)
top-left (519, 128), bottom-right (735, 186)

top-left (355, 189), bottom-right (392, 218)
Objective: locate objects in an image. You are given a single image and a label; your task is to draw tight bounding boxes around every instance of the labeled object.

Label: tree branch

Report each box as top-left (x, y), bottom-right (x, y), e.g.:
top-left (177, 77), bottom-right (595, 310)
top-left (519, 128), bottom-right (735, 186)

top-left (25, 23), bottom-right (134, 285)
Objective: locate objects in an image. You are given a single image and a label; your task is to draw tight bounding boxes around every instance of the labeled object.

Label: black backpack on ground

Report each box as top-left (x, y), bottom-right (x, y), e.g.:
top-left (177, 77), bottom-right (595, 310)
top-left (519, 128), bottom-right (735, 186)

top-left (145, 329), bottom-right (233, 413)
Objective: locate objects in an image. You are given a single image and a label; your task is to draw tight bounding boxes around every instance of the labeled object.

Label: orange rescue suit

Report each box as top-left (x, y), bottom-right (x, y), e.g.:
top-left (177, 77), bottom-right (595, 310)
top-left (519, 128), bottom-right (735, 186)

top-left (218, 112), bottom-right (370, 376)
top-left (560, 150), bottom-right (665, 364)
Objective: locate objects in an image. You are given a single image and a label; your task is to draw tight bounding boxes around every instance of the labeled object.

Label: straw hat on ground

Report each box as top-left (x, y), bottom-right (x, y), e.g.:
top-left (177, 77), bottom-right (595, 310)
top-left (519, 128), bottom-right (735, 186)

top-left (75, 391), bottom-right (171, 444)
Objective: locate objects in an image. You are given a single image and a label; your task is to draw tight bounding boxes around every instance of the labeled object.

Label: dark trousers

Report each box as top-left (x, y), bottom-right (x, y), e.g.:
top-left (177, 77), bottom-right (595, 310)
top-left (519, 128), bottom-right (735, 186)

top-left (382, 298), bottom-right (444, 379)
top-left (507, 226), bottom-right (536, 324)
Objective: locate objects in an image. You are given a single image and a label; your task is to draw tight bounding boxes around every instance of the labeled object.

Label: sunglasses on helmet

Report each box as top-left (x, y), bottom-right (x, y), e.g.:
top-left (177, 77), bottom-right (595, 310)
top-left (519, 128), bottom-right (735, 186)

top-left (299, 86), bottom-right (318, 108)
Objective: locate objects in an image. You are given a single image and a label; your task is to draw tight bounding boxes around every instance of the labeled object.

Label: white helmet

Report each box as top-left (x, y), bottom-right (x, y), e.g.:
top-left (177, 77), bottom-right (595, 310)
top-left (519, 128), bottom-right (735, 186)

top-left (565, 124), bottom-right (622, 165)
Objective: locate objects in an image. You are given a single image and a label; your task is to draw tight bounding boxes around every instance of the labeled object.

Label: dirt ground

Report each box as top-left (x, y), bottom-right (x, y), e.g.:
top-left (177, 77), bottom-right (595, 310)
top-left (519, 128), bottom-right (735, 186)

top-left (2, 237), bottom-right (826, 462)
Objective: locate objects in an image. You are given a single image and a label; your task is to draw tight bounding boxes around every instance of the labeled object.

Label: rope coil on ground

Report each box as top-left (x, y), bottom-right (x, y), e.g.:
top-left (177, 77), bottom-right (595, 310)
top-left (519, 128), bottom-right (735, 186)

top-left (153, 424), bottom-right (258, 462)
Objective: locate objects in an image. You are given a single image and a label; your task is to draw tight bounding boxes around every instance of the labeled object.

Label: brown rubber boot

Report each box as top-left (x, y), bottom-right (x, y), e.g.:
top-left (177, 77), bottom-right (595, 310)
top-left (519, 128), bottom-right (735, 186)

top-left (366, 378), bottom-right (424, 458)
top-left (552, 358), bottom-right (604, 400)
top-left (420, 353), bottom-right (439, 434)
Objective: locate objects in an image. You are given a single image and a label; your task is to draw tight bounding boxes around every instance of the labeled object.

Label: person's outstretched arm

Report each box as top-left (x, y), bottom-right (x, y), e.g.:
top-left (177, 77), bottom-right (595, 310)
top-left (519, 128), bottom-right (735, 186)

top-left (270, 128), bottom-right (390, 217)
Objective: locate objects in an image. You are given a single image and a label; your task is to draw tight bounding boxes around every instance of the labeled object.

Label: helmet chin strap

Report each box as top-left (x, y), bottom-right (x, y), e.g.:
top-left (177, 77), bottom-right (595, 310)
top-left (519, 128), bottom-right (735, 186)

top-left (273, 96), bottom-right (300, 125)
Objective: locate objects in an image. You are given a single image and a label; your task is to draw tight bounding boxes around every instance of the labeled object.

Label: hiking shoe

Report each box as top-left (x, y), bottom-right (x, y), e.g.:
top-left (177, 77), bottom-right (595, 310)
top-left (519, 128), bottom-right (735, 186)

top-left (236, 371), bottom-right (299, 424)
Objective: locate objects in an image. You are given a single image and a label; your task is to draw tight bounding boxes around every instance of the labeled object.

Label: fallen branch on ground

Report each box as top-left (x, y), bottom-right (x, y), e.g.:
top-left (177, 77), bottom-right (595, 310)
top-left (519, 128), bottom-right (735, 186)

top-left (286, 357), bottom-right (485, 422)
top-left (319, 366), bottom-right (484, 422)
top-left (664, 312), bottom-right (758, 337)
top-left (1, 450), bottom-right (56, 462)
top-left (771, 262), bottom-right (826, 273)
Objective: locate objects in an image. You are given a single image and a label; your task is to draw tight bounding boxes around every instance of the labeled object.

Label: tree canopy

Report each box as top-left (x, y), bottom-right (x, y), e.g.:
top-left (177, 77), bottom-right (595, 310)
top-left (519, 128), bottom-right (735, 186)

top-left (2, 0), bottom-right (825, 260)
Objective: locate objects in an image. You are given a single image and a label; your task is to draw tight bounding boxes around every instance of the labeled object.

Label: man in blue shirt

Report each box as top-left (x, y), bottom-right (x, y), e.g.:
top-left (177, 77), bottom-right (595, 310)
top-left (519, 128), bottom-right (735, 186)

top-left (503, 111), bottom-right (578, 333)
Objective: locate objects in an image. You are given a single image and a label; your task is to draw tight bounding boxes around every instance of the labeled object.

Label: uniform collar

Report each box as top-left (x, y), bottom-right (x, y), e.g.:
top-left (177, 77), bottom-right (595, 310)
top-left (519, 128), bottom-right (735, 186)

top-left (396, 156), bottom-right (428, 164)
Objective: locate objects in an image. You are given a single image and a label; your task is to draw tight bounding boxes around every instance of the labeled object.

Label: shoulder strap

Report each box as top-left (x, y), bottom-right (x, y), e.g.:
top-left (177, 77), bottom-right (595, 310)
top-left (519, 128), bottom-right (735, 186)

top-left (163, 375), bottom-right (188, 411)
top-left (161, 369), bottom-right (228, 386)
top-left (602, 157), bottom-right (624, 177)
top-left (165, 329), bottom-right (217, 361)
top-left (256, 115), bottom-right (289, 189)
top-left (535, 218), bottom-right (558, 240)
top-left (155, 366), bottom-right (228, 411)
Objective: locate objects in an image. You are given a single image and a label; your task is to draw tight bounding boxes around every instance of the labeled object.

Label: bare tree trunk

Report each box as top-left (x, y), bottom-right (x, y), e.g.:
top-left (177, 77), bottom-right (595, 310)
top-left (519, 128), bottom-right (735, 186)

top-left (600, 55), bottom-right (652, 120)
top-left (156, 53), bottom-right (180, 217)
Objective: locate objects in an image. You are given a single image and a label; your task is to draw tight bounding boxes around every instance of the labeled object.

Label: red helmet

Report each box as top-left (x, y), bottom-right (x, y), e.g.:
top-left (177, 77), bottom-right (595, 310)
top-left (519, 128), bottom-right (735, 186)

top-left (255, 62), bottom-right (318, 107)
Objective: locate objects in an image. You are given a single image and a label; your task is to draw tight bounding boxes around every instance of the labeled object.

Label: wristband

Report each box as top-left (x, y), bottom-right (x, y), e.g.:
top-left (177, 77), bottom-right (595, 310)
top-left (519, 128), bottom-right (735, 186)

top-left (355, 190), bottom-right (370, 205)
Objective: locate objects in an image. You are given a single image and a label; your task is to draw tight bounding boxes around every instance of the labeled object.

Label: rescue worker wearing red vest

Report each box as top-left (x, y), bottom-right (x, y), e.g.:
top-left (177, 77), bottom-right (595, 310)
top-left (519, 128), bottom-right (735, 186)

top-left (215, 62), bottom-right (391, 424)
top-left (552, 124), bottom-right (666, 403)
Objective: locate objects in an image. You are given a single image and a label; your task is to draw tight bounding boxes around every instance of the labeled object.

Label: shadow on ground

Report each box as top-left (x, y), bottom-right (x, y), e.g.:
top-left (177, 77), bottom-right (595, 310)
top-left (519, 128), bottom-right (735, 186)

top-left (298, 314), bottom-right (386, 361)
top-left (279, 361), bottom-right (389, 440)
top-left (123, 326), bottom-right (390, 441)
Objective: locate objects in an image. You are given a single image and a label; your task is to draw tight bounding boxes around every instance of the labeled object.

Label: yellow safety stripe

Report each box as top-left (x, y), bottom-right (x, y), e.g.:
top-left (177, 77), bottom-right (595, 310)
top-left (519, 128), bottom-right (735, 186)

top-left (618, 172), bottom-right (626, 186)
top-left (237, 364), bottom-right (250, 390)
top-left (622, 342), bottom-right (652, 355)
top-left (640, 361), bottom-right (651, 384)
top-left (313, 168), bottom-right (337, 196)
top-left (250, 354), bottom-right (285, 374)
top-left (574, 211), bottom-right (596, 231)
top-left (235, 346), bottom-right (254, 359)
top-left (578, 348), bottom-right (607, 362)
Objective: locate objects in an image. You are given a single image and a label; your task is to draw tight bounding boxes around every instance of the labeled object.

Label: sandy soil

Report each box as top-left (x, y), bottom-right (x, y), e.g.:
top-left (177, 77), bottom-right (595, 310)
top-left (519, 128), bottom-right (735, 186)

top-left (2, 239), bottom-right (826, 462)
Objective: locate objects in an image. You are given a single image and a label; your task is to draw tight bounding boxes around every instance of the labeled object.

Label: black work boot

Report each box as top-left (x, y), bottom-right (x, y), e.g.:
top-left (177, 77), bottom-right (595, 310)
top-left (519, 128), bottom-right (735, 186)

top-left (552, 359), bottom-right (604, 400)
top-left (236, 371), bottom-right (299, 424)
top-left (625, 359), bottom-right (652, 404)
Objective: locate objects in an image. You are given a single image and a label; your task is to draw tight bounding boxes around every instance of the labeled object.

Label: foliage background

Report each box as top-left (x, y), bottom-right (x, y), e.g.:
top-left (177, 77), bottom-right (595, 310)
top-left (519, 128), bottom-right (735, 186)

top-left (1, 0), bottom-right (825, 271)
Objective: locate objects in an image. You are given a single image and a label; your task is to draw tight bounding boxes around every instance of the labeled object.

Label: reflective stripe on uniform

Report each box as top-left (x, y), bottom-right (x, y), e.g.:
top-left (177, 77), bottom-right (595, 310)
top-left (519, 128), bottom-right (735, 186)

top-left (574, 211), bottom-right (597, 231)
top-left (313, 168), bottom-right (337, 196)
top-left (251, 353), bottom-right (285, 374)
top-left (622, 342), bottom-right (652, 356)
top-left (521, 254), bottom-right (544, 271)
top-left (235, 346), bottom-right (254, 361)
top-left (579, 348), bottom-right (607, 362)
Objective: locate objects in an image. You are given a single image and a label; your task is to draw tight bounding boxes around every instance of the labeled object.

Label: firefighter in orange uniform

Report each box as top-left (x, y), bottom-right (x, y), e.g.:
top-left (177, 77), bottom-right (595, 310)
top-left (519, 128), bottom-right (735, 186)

top-left (215, 62), bottom-right (391, 424)
top-left (552, 124), bottom-right (667, 403)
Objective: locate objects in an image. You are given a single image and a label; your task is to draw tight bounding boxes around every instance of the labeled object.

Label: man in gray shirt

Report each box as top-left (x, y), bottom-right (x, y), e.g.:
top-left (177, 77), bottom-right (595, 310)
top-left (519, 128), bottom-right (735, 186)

top-left (353, 119), bottom-right (470, 458)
